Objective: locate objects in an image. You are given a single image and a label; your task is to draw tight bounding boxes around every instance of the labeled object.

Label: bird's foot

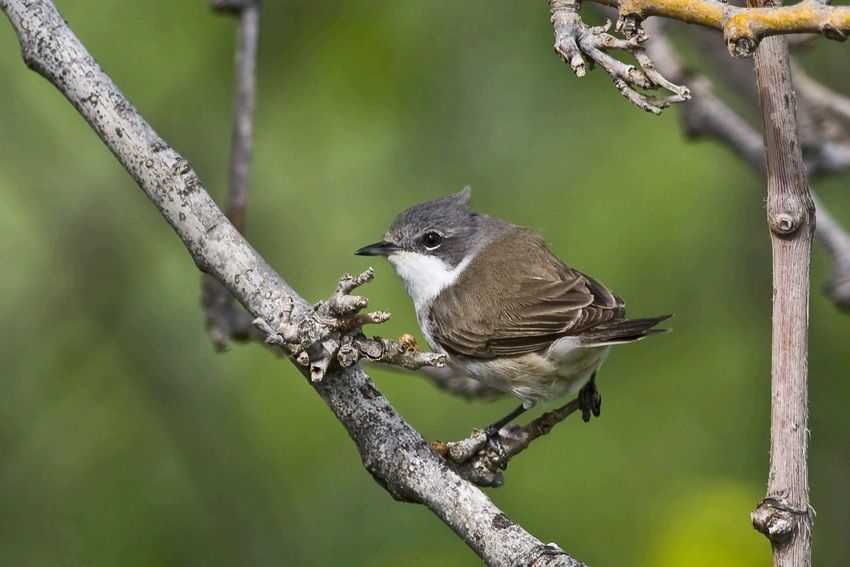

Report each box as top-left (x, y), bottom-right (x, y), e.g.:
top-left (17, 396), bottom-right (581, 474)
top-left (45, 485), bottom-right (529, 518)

top-left (578, 379), bottom-right (602, 423)
top-left (252, 270), bottom-right (444, 382)
top-left (481, 426), bottom-right (516, 470)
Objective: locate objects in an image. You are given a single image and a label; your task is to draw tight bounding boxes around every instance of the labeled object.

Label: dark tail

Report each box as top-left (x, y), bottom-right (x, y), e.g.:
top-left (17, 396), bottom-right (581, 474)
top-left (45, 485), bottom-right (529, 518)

top-left (579, 314), bottom-right (672, 346)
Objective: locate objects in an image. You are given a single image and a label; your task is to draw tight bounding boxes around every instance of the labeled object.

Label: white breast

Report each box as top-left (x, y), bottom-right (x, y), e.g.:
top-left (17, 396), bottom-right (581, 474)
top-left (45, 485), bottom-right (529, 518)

top-left (387, 250), bottom-right (472, 353)
top-left (387, 251), bottom-right (471, 313)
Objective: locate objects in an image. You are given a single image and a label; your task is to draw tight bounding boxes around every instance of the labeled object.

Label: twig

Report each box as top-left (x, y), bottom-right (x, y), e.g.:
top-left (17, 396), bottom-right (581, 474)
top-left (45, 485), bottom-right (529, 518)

top-left (812, 196), bottom-right (850, 312)
top-left (435, 399), bottom-right (582, 488)
top-left (213, 0), bottom-right (259, 232)
top-left (201, 0), bottom-right (262, 351)
top-left (549, 0), bottom-right (691, 114)
top-left (0, 1), bottom-right (586, 564)
top-left (793, 64), bottom-right (850, 124)
top-left (593, 0), bottom-right (850, 58)
top-left (201, 274), bottom-right (258, 349)
top-left (553, 1), bottom-right (850, 114)
top-left (252, 269), bottom-right (445, 382)
top-left (748, 5), bottom-right (815, 561)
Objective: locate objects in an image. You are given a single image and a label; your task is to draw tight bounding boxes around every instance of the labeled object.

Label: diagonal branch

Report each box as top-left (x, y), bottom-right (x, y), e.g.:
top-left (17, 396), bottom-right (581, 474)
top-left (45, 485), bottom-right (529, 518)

top-left (812, 196), bottom-right (850, 312)
top-left (0, 0), bottom-right (585, 564)
top-left (434, 399), bottom-right (582, 488)
top-left (792, 63), bottom-right (850, 126)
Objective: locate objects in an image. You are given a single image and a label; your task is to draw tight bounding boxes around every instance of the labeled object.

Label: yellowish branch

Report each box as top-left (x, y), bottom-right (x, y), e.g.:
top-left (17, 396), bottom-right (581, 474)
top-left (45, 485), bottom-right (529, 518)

top-left (726, 1), bottom-right (849, 57)
top-left (594, 0), bottom-right (850, 57)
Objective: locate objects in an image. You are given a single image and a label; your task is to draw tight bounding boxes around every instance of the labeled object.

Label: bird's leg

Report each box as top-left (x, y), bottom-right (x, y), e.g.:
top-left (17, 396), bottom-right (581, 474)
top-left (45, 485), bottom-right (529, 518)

top-left (578, 372), bottom-right (602, 423)
top-left (483, 403), bottom-right (529, 439)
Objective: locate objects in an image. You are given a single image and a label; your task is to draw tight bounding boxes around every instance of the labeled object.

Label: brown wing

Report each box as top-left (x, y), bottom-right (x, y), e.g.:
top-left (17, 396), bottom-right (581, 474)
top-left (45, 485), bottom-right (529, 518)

top-left (427, 226), bottom-right (625, 359)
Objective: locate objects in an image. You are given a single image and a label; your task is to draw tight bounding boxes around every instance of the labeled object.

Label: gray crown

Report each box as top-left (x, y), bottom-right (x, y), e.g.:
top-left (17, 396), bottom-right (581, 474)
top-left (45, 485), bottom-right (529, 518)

top-left (385, 187), bottom-right (485, 267)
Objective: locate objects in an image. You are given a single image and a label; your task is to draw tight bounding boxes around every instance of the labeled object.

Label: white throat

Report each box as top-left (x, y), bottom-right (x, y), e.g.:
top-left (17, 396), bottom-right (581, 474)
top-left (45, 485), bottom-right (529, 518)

top-left (388, 251), bottom-right (472, 314)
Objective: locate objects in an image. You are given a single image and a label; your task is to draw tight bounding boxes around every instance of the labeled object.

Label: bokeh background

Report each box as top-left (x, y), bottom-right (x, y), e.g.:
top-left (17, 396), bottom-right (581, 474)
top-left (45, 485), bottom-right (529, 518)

top-left (1, 1), bottom-right (849, 565)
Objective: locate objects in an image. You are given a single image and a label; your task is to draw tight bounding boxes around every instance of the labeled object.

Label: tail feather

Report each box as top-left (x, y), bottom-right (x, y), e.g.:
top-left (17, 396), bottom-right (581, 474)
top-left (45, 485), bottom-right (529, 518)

top-left (579, 314), bottom-right (672, 346)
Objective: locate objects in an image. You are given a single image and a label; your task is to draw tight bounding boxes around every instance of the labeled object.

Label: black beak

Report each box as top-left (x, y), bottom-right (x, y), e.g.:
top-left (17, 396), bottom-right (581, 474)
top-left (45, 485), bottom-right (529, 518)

top-left (355, 241), bottom-right (401, 256)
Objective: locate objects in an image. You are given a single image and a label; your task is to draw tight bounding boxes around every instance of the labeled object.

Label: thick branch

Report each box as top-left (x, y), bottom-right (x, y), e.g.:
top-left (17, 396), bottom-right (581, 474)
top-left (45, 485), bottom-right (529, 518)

top-left (748, 7), bottom-right (815, 563)
top-left (594, 0), bottom-right (850, 57)
top-left (0, 1), bottom-right (584, 564)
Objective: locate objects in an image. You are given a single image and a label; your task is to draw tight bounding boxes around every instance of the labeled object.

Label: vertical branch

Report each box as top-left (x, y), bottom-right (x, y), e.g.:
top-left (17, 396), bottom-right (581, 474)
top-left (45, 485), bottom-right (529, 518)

top-left (213, 0), bottom-right (260, 231)
top-left (748, 2), bottom-right (815, 565)
top-left (203, 0), bottom-right (262, 350)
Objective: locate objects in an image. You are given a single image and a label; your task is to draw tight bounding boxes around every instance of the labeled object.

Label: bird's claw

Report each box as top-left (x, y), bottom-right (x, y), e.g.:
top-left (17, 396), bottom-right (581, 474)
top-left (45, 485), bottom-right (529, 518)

top-left (578, 379), bottom-right (602, 423)
top-left (484, 431), bottom-right (509, 470)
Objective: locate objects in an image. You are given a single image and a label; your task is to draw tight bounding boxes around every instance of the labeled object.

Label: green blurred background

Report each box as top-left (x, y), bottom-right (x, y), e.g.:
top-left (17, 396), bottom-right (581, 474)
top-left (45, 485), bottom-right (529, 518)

top-left (1, 1), bottom-right (848, 565)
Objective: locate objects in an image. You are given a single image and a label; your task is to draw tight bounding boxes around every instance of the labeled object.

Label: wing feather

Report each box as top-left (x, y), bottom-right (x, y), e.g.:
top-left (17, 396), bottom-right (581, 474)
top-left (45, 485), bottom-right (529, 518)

top-left (428, 227), bottom-right (627, 358)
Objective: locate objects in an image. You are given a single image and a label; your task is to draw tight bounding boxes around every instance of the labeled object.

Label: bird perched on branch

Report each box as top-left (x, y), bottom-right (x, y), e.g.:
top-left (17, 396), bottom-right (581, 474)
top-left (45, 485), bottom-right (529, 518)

top-left (356, 187), bottom-right (670, 433)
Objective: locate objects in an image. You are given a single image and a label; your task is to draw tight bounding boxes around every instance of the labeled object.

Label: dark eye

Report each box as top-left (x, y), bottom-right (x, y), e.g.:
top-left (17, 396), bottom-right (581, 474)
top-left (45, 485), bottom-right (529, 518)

top-left (421, 231), bottom-right (443, 250)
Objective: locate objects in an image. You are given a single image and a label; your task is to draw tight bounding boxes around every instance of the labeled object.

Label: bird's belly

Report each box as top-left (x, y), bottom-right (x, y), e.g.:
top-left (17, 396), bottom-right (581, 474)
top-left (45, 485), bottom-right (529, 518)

top-left (447, 339), bottom-right (610, 407)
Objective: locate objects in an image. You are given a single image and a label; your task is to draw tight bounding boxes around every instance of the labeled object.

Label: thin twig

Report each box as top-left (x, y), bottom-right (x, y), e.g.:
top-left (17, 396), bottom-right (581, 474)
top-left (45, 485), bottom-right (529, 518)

top-left (216, 0), bottom-right (260, 232)
top-left (812, 195), bottom-right (850, 311)
top-left (201, 0), bottom-right (262, 351)
top-left (252, 269), bottom-right (445, 382)
top-left (793, 64), bottom-right (850, 123)
top-left (549, 0), bottom-right (690, 114)
top-left (435, 399), bottom-right (582, 487)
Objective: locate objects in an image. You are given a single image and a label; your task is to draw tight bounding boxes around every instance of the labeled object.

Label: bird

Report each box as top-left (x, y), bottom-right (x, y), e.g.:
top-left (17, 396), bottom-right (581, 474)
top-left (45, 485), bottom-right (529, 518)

top-left (355, 187), bottom-right (670, 432)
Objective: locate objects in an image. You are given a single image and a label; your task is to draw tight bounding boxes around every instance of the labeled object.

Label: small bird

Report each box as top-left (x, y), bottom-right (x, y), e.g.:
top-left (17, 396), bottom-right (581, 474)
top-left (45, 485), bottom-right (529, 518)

top-left (356, 187), bottom-right (669, 431)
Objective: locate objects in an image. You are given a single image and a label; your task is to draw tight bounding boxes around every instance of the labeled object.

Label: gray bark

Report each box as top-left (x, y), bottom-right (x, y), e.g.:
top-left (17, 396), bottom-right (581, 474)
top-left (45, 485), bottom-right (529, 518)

top-left (749, 8), bottom-right (816, 565)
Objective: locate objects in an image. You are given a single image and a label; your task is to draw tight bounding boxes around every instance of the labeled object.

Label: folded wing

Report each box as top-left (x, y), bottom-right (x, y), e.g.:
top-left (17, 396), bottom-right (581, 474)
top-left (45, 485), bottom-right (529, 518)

top-left (428, 227), bottom-right (668, 358)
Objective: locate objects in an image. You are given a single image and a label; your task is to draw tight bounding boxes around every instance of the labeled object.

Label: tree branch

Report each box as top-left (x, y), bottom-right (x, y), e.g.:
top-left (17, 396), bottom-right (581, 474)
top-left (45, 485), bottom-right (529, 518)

top-left (747, 3), bottom-right (815, 561)
top-left (0, 1), bottom-right (585, 564)
top-left (594, 0), bottom-right (850, 57)
top-left (434, 399), bottom-right (582, 488)
top-left (213, 0), bottom-right (259, 232)
top-left (548, 0), bottom-right (691, 115)
top-left (812, 196), bottom-right (850, 312)
top-left (202, 0), bottom-right (262, 351)
top-left (553, 0), bottom-right (850, 114)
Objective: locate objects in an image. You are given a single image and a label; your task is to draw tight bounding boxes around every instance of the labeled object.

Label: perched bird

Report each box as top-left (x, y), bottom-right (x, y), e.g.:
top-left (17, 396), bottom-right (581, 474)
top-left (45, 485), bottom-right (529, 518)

top-left (356, 187), bottom-right (669, 430)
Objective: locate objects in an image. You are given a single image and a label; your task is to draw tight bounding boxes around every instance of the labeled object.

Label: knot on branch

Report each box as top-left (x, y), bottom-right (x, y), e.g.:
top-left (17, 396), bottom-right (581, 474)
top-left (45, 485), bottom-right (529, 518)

top-left (253, 269), bottom-right (446, 381)
top-left (821, 22), bottom-right (847, 43)
top-left (723, 1), bottom-right (850, 59)
top-left (769, 211), bottom-right (805, 237)
top-left (548, 0), bottom-right (690, 114)
top-left (751, 496), bottom-right (814, 545)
